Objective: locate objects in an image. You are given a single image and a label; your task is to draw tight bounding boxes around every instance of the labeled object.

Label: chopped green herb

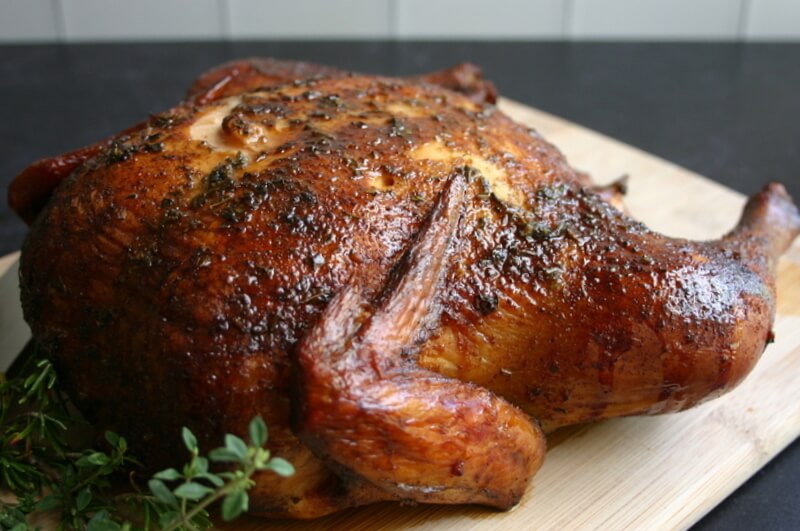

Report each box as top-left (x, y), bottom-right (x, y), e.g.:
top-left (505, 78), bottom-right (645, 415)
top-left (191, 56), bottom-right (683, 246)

top-left (0, 343), bottom-right (293, 530)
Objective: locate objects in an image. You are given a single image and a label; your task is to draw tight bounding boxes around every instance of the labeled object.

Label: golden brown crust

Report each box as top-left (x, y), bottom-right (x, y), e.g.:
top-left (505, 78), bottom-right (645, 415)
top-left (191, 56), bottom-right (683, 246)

top-left (8, 59), bottom-right (497, 227)
top-left (419, 180), bottom-right (795, 430)
top-left (186, 58), bottom-right (498, 106)
top-left (13, 61), bottom-right (800, 518)
top-left (294, 173), bottom-right (545, 509)
top-left (410, 62), bottom-right (498, 104)
top-left (186, 58), bottom-right (349, 105)
top-left (7, 121), bottom-right (146, 224)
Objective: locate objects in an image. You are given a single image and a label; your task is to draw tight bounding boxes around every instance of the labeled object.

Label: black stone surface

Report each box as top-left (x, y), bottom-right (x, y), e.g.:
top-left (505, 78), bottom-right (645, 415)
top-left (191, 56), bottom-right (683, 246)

top-left (1, 42), bottom-right (798, 528)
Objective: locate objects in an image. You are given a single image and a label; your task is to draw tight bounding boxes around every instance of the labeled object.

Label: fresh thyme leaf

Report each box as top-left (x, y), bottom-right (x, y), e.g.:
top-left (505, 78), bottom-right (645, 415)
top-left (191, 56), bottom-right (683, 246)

top-left (207, 448), bottom-right (240, 463)
top-left (0, 341), bottom-right (295, 529)
top-left (148, 479), bottom-right (178, 508)
top-left (180, 428), bottom-right (197, 454)
top-left (221, 490), bottom-right (248, 521)
top-left (249, 417), bottom-right (268, 448)
top-left (34, 495), bottom-right (60, 512)
top-left (224, 434), bottom-right (248, 461)
top-left (195, 473), bottom-right (224, 488)
top-left (104, 432), bottom-right (121, 448)
top-left (76, 488), bottom-right (93, 511)
top-left (157, 510), bottom-right (180, 530)
top-left (173, 482), bottom-right (214, 501)
top-left (265, 457), bottom-right (295, 477)
top-left (86, 510), bottom-right (122, 531)
top-left (152, 469), bottom-right (181, 482)
top-left (77, 452), bottom-right (111, 467)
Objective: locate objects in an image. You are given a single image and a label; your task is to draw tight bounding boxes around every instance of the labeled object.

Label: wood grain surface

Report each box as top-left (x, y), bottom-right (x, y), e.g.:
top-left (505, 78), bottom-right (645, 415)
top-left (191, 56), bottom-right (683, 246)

top-left (2, 99), bottom-right (798, 530)
top-left (0, 252), bottom-right (18, 275)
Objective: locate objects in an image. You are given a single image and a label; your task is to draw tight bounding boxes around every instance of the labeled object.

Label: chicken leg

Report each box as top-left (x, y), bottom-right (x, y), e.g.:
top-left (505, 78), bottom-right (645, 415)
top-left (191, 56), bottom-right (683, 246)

top-left (418, 181), bottom-right (800, 430)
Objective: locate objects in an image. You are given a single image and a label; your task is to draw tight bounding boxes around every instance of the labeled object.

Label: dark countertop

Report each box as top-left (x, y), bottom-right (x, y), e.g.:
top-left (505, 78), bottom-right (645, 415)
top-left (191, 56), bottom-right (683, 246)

top-left (1, 42), bottom-right (798, 529)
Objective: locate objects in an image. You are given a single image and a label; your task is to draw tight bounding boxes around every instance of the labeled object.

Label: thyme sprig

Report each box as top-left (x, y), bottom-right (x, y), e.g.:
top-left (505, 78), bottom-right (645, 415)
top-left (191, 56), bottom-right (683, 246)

top-left (0, 344), bottom-right (294, 530)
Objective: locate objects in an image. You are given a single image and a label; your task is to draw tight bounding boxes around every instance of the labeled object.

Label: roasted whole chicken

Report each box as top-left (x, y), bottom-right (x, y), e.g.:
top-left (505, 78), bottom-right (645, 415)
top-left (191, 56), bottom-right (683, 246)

top-left (9, 59), bottom-right (800, 518)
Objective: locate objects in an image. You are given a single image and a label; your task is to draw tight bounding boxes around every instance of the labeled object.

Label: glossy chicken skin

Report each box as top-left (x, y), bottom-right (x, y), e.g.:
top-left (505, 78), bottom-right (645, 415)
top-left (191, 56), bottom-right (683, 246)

top-left (8, 59), bottom-right (495, 225)
top-left (10, 60), bottom-right (800, 518)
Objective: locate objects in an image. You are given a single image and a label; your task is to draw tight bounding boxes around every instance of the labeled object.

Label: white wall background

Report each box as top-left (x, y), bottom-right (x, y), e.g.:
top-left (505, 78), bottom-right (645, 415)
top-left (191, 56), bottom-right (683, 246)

top-left (0, 0), bottom-right (798, 43)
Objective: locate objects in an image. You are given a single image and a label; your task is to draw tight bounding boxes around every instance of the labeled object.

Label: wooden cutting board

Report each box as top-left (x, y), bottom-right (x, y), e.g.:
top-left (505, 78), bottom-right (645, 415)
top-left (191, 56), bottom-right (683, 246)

top-left (1, 98), bottom-right (799, 530)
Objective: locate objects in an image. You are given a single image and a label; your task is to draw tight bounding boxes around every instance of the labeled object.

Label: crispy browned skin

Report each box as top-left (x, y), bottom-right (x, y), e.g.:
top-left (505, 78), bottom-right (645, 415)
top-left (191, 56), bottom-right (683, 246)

top-left (187, 58), bottom-right (496, 105)
top-left (10, 60), bottom-right (800, 518)
top-left (8, 59), bottom-right (495, 226)
top-left (7, 122), bottom-right (146, 224)
top-left (294, 173), bottom-right (545, 508)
